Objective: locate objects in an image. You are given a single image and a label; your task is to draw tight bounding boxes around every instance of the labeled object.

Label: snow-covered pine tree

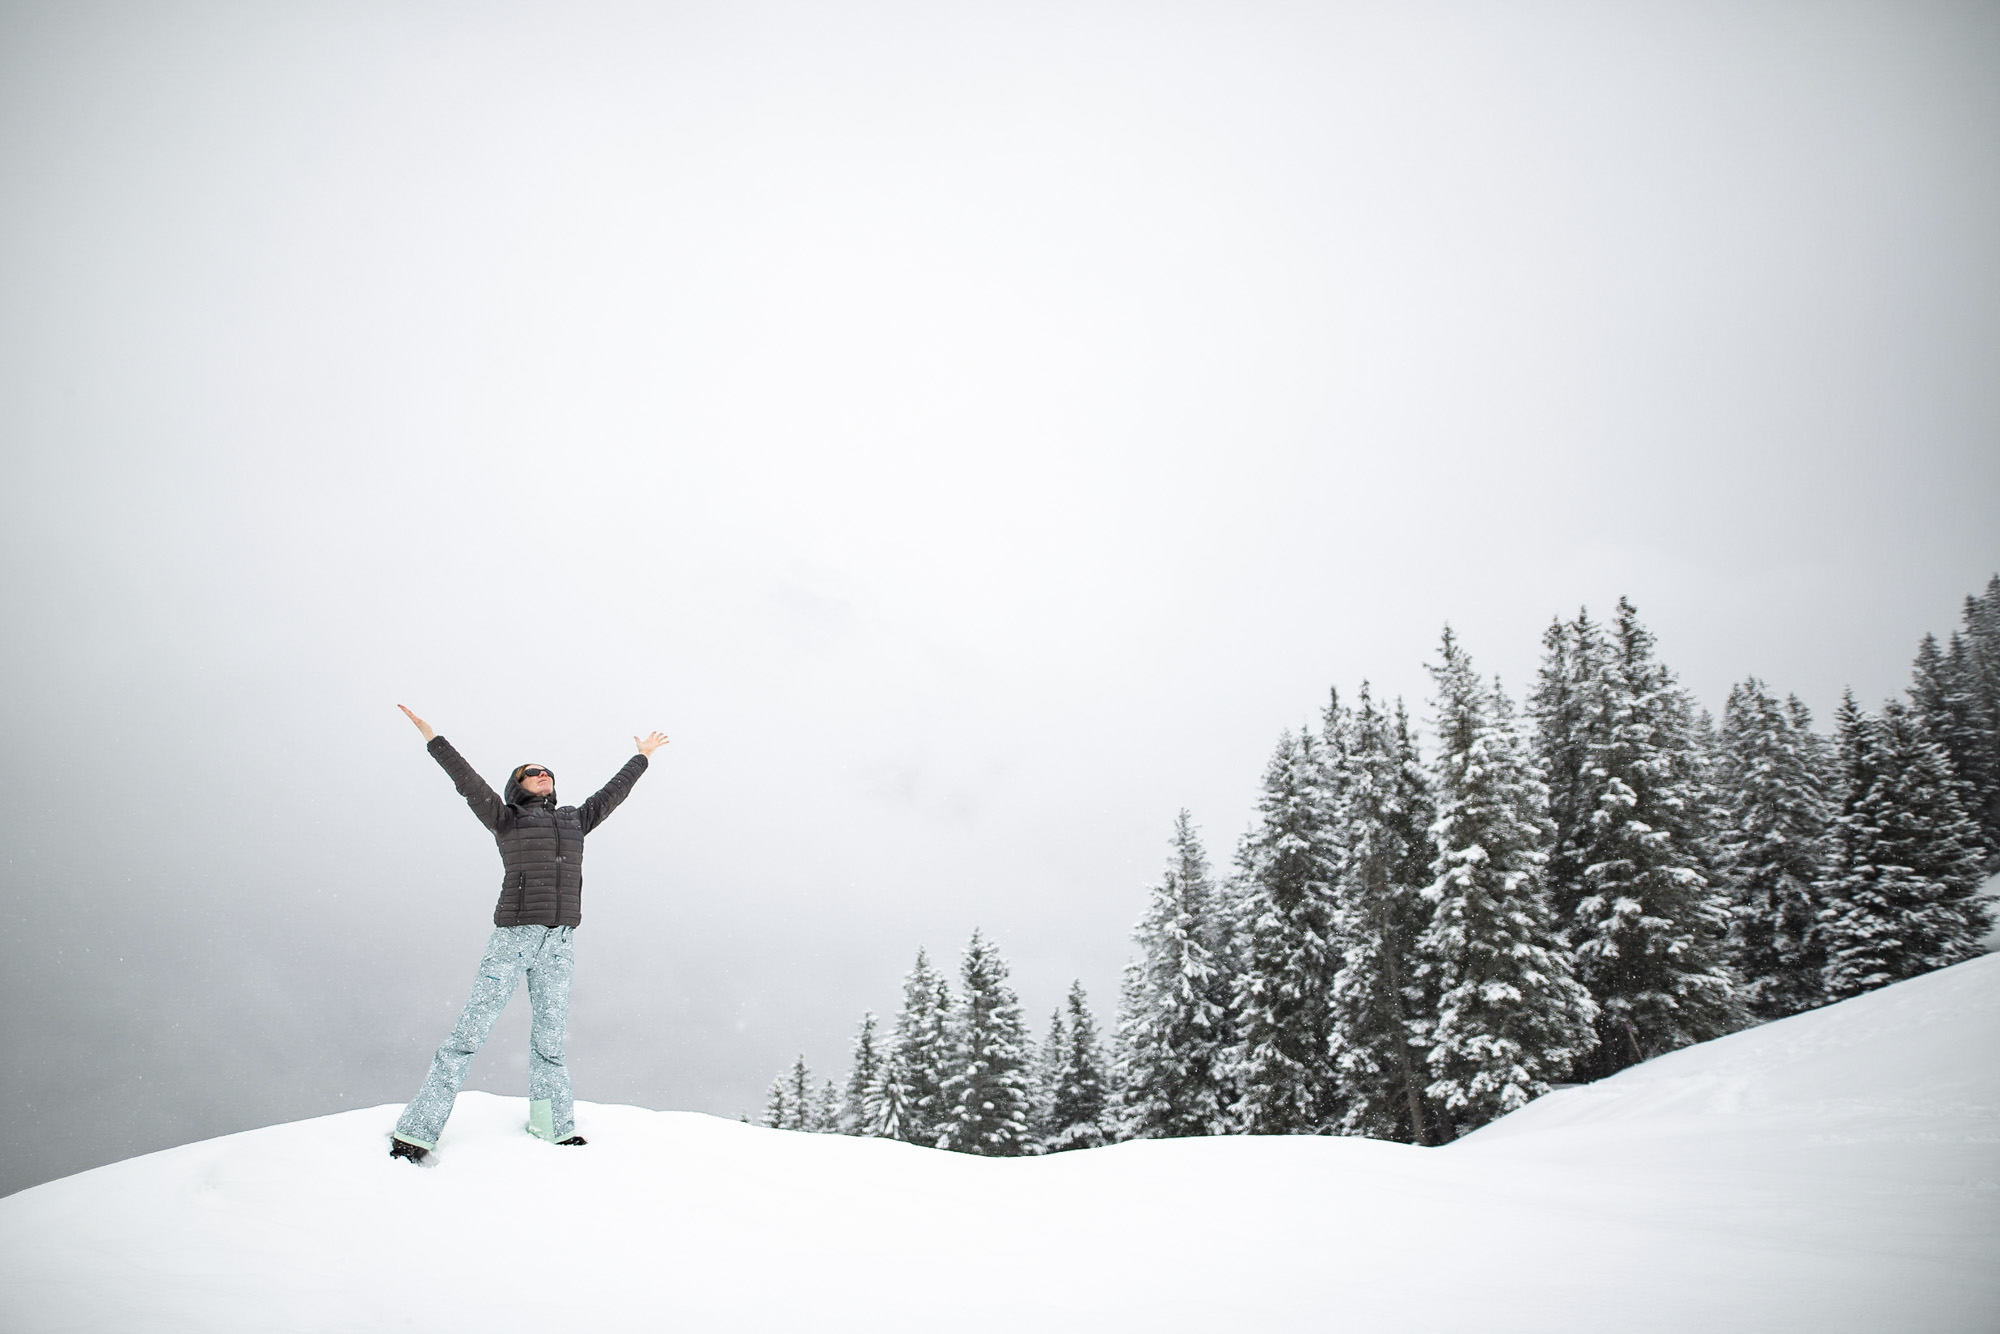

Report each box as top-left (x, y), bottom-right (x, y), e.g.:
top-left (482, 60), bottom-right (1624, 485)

top-left (1688, 702), bottom-right (1730, 881)
top-left (841, 1013), bottom-right (883, 1135)
top-left (866, 1060), bottom-right (911, 1141)
top-left (1043, 981), bottom-right (1113, 1152)
top-left (1318, 685), bottom-right (1354, 808)
top-left (1530, 609), bottom-right (1610, 935)
top-left (1789, 694), bottom-right (1842, 800)
top-left (1109, 964), bottom-right (1143, 1139)
top-left (786, 1055), bottom-right (814, 1132)
top-left (1712, 679), bottom-right (1834, 1019)
top-left (1419, 631), bottom-right (1597, 1134)
top-left (1229, 727), bottom-right (1343, 1134)
top-left (763, 1075), bottom-right (789, 1130)
top-left (762, 1054), bottom-right (814, 1131)
top-left (1911, 629), bottom-right (2000, 863)
top-left (883, 949), bottom-right (951, 1146)
top-left (1030, 1007), bottom-right (1065, 1148)
top-left (1211, 829), bottom-right (1261, 1026)
top-left (1327, 684), bottom-right (1444, 1143)
top-left (936, 930), bottom-right (1035, 1156)
top-left (814, 1080), bottom-right (841, 1133)
top-left (1114, 810), bottom-right (1233, 1139)
top-left (1819, 694), bottom-right (1991, 999)
top-left (1954, 576), bottom-right (2000, 854)
top-left (1971, 575), bottom-right (2000, 651)
top-left (1564, 599), bottom-right (1741, 1075)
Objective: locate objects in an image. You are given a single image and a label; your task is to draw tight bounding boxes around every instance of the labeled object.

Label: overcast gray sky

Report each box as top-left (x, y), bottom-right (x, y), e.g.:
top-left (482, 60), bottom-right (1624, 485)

top-left (3, 0), bottom-right (1996, 1196)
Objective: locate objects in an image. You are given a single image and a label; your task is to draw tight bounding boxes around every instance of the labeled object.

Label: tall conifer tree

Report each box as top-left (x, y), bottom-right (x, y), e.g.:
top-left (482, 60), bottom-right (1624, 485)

top-left (1531, 609), bottom-right (1610, 934)
top-left (867, 1060), bottom-right (912, 1141)
top-left (1214, 829), bottom-right (1263, 1013)
top-left (813, 1080), bottom-right (841, 1133)
top-left (1327, 686), bottom-right (1443, 1143)
top-left (842, 1012), bottom-right (884, 1136)
top-left (1115, 810), bottom-right (1233, 1139)
top-left (763, 1054), bottom-right (814, 1131)
top-left (1562, 599), bottom-right (1741, 1074)
top-left (883, 950), bottom-right (951, 1146)
top-left (1030, 1007), bottom-right (1064, 1147)
top-left (1953, 576), bottom-right (2000, 853)
top-left (1819, 695), bottom-right (1991, 998)
top-left (1911, 629), bottom-right (2000, 862)
top-left (1043, 982), bottom-right (1113, 1152)
top-left (1790, 694), bottom-right (1842, 799)
top-left (937, 930), bottom-right (1035, 1156)
top-left (1229, 728), bottom-right (1343, 1133)
top-left (763, 1074), bottom-right (790, 1130)
top-left (1419, 631), bottom-right (1597, 1132)
top-left (1713, 680), bottom-right (1833, 1019)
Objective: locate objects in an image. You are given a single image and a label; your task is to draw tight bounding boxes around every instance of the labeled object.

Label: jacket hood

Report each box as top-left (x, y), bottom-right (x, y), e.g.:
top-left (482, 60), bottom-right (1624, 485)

top-left (505, 767), bottom-right (558, 808)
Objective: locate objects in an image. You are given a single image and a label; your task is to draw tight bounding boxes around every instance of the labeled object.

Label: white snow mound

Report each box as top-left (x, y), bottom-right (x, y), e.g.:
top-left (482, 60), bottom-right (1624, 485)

top-left (4, 957), bottom-right (1998, 1333)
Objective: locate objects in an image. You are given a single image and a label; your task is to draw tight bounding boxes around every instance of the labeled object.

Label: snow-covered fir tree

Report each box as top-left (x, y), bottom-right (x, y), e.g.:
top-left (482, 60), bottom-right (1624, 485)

top-left (763, 1054), bottom-right (815, 1131)
top-left (936, 930), bottom-right (1035, 1156)
top-left (1911, 625), bottom-right (2000, 862)
top-left (1712, 679), bottom-right (1834, 1019)
top-left (1030, 1007), bottom-right (1064, 1148)
top-left (1212, 828), bottom-right (1261, 1020)
top-left (1955, 575), bottom-right (2000, 854)
top-left (1418, 631), bottom-right (1597, 1134)
top-left (787, 1056), bottom-right (815, 1131)
top-left (1042, 981), bottom-right (1113, 1152)
top-left (1819, 694), bottom-right (1991, 999)
top-left (763, 1075), bottom-right (789, 1130)
top-left (1530, 608), bottom-right (1610, 935)
top-left (1558, 599), bottom-right (1741, 1075)
top-left (1326, 685), bottom-right (1444, 1143)
top-left (814, 1080), bottom-right (841, 1133)
top-left (840, 1013), bottom-right (884, 1135)
top-left (1790, 694), bottom-right (1842, 803)
top-left (867, 1060), bottom-right (912, 1141)
top-left (1229, 727), bottom-right (1343, 1134)
top-left (1114, 809), bottom-right (1233, 1139)
top-left (882, 949), bottom-right (952, 1146)
top-left (1688, 701), bottom-right (1730, 879)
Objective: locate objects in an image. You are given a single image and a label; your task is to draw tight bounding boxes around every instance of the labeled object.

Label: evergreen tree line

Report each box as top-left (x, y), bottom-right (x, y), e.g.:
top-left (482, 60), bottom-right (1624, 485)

top-left (766, 580), bottom-right (2000, 1151)
top-left (762, 931), bottom-right (1112, 1154)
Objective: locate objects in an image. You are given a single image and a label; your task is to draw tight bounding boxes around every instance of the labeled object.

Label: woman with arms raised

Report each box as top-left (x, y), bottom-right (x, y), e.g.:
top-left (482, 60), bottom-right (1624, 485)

top-left (387, 704), bottom-right (668, 1163)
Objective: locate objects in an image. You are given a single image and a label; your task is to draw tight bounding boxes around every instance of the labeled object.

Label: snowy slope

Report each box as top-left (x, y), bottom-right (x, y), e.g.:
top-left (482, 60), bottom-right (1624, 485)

top-left (4, 958), bottom-right (1997, 1334)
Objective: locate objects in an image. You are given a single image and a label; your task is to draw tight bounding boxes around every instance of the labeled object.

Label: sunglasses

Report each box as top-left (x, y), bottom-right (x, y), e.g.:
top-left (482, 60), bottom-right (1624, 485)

top-left (518, 767), bottom-right (552, 780)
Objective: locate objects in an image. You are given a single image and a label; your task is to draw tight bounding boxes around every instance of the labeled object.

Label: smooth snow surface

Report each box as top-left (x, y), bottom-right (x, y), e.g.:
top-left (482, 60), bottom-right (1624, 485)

top-left (5, 959), bottom-right (1998, 1333)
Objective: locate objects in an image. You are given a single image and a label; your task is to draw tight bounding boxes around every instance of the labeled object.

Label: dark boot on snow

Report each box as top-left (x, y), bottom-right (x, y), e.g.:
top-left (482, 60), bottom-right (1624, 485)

top-left (556, 1135), bottom-right (587, 1146)
top-left (389, 1138), bottom-right (429, 1163)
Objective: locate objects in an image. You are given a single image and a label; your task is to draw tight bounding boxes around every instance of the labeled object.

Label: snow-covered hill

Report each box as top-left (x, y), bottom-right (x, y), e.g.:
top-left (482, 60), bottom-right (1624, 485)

top-left (5, 958), bottom-right (1997, 1334)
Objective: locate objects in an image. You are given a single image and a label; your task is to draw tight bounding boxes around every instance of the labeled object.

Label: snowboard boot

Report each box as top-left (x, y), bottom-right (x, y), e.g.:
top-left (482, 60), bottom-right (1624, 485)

top-left (389, 1137), bottom-right (429, 1164)
top-left (556, 1135), bottom-right (587, 1147)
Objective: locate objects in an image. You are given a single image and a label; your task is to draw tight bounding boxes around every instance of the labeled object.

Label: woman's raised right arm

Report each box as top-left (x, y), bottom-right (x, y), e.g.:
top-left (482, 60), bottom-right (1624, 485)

top-left (400, 705), bottom-right (505, 831)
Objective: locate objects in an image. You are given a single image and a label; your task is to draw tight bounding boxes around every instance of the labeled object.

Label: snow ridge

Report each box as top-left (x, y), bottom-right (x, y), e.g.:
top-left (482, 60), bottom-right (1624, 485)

top-left (5, 956), bottom-right (1996, 1333)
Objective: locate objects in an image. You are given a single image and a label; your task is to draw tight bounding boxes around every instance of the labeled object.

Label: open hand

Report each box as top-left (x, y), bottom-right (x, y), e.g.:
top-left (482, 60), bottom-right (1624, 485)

top-left (635, 730), bottom-right (669, 757)
top-left (398, 705), bottom-right (435, 743)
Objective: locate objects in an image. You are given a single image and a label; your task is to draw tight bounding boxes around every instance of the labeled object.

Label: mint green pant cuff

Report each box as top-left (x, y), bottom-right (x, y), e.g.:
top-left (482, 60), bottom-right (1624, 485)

top-left (393, 1132), bottom-right (436, 1151)
top-left (528, 1099), bottom-right (556, 1141)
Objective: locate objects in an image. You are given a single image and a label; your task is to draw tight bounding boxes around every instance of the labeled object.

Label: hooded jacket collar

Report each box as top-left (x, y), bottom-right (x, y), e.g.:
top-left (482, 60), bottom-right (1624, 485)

top-left (504, 776), bottom-right (560, 809)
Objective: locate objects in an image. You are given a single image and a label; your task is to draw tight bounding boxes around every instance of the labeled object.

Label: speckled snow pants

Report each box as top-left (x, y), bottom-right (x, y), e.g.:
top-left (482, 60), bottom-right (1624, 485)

top-left (393, 924), bottom-right (575, 1150)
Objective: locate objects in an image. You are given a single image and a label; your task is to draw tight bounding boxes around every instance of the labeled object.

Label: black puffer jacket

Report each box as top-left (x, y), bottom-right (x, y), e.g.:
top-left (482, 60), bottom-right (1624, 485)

top-left (426, 736), bottom-right (649, 928)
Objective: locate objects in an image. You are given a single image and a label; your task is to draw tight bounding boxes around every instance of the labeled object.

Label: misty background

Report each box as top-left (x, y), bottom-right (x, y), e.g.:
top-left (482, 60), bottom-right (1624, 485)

top-left (3, 0), bottom-right (1996, 1197)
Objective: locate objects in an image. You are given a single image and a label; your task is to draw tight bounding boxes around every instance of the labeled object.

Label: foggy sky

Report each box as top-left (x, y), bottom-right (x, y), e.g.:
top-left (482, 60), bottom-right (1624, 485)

top-left (3, 0), bottom-right (1997, 1196)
